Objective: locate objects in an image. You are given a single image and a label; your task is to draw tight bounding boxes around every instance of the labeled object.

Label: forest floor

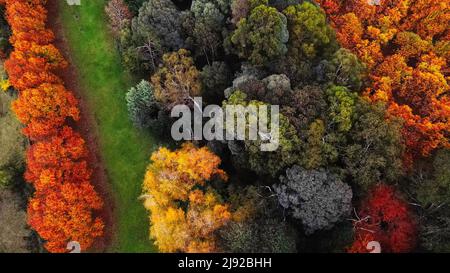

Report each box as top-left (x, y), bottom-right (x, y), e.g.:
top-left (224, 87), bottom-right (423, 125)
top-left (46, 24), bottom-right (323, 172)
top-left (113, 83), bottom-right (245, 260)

top-left (50, 0), bottom-right (161, 252)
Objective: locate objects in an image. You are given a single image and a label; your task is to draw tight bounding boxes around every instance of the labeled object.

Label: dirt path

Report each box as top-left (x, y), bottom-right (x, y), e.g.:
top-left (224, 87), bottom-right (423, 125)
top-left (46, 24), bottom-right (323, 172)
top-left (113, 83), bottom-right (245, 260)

top-left (46, 0), bottom-right (115, 252)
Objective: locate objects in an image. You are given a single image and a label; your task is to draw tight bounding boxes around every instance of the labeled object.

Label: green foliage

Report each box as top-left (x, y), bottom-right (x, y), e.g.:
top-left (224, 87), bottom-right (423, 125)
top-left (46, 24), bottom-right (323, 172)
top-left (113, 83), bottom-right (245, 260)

top-left (119, 20), bottom-right (162, 73)
top-left (0, 168), bottom-right (13, 189)
top-left (200, 61), bottom-right (232, 104)
top-left (223, 91), bottom-right (303, 176)
top-left (343, 100), bottom-right (404, 190)
top-left (326, 85), bottom-right (357, 133)
top-left (303, 119), bottom-right (338, 169)
top-left (414, 149), bottom-right (450, 206)
top-left (219, 186), bottom-right (297, 253)
top-left (319, 48), bottom-right (366, 91)
top-left (283, 2), bottom-right (335, 60)
top-left (124, 0), bottom-right (147, 13)
top-left (132, 0), bottom-right (185, 51)
top-left (125, 80), bottom-right (164, 131)
top-left (231, 4), bottom-right (289, 65)
top-left (419, 207), bottom-right (450, 253)
top-left (120, 0), bottom-right (185, 73)
top-left (184, 0), bottom-right (231, 60)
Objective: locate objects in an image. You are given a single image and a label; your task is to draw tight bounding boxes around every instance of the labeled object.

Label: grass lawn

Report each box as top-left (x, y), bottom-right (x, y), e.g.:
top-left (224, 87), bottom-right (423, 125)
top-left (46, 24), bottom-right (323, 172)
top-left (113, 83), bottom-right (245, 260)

top-left (59, 0), bottom-right (161, 252)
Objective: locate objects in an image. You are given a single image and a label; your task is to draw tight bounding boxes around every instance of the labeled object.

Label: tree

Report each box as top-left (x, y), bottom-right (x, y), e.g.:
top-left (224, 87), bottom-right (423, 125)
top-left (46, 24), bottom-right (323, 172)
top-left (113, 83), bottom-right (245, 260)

top-left (131, 0), bottom-right (185, 51)
top-left (231, 4), bottom-right (288, 65)
top-left (283, 2), bottom-right (335, 60)
top-left (418, 205), bottom-right (450, 253)
top-left (348, 184), bottom-right (417, 253)
top-left (317, 0), bottom-right (450, 164)
top-left (230, 0), bottom-right (268, 25)
top-left (219, 186), bottom-right (298, 253)
top-left (12, 83), bottom-right (79, 139)
top-left (200, 61), bottom-right (231, 104)
top-left (125, 80), bottom-right (162, 129)
top-left (412, 149), bottom-right (450, 207)
top-left (281, 84), bottom-right (327, 133)
top-left (223, 90), bottom-right (303, 176)
top-left (326, 85), bottom-right (357, 133)
top-left (105, 0), bottom-right (132, 35)
top-left (317, 48), bottom-right (366, 91)
top-left (141, 143), bottom-right (231, 252)
top-left (119, 23), bottom-right (162, 73)
top-left (343, 100), bottom-right (404, 190)
top-left (28, 181), bottom-right (104, 253)
top-left (151, 49), bottom-right (202, 109)
top-left (274, 165), bottom-right (353, 234)
top-left (25, 126), bottom-right (90, 191)
top-left (185, 0), bottom-right (230, 61)
top-left (302, 119), bottom-right (337, 169)
top-left (3, 0), bottom-right (105, 253)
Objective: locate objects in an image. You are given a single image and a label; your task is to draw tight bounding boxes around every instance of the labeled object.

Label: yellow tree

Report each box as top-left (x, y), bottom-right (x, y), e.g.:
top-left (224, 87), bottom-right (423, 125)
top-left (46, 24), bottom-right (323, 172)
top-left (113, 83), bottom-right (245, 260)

top-left (142, 143), bottom-right (231, 252)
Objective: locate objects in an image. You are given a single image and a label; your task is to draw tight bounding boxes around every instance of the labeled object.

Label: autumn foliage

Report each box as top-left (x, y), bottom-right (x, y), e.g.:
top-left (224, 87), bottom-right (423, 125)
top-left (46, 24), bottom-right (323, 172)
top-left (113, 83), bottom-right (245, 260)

top-left (1, 0), bottom-right (103, 252)
top-left (348, 184), bottom-right (417, 253)
top-left (316, 0), bottom-right (450, 166)
top-left (142, 143), bottom-right (231, 253)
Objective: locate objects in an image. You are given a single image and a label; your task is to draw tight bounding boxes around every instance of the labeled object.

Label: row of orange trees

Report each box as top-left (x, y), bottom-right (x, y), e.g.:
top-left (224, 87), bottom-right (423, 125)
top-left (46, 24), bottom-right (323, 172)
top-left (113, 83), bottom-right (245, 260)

top-left (1, 0), bottom-right (104, 252)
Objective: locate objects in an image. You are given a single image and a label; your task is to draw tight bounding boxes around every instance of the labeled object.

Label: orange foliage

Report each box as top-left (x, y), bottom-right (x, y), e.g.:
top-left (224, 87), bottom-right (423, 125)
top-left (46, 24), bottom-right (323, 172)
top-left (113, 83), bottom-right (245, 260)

top-left (25, 127), bottom-right (90, 191)
top-left (12, 83), bottom-right (79, 139)
top-left (2, 0), bottom-right (104, 252)
top-left (316, 0), bottom-right (450, 165)
top-left (28, 182), bottom-right (104, 253)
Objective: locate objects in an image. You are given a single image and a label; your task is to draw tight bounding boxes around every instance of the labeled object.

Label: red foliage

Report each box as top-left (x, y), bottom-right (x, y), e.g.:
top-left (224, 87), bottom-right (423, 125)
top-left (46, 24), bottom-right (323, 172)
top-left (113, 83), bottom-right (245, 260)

top-left (2, 0), bottom-right (104, 252)
top-left (348, 185), bottom-right (417, 253)
top-left (25, 127), bottom-right (91, 191)
top-left (28, 182), bottom-right (104, 253)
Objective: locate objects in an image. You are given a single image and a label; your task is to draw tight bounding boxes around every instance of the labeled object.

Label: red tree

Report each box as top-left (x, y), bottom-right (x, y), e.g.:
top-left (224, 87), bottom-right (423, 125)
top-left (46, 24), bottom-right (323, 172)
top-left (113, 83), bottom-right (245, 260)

top-left (348, 184), bottom-right (417, 253)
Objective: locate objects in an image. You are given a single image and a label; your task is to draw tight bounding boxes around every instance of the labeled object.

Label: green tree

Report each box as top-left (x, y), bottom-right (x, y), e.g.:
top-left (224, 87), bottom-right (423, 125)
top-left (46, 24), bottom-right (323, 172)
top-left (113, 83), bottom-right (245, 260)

top-left (231, 4), bottom-right (289, 65)
top-left (219, 186), bottom-right (297, 253)
top-left (283, 2), bottom-right (335, 60)
top-left (223, 91), bottom-right (303, 176)
top-left (343, 100), bottom-right (404, 190)
top-left (303, 119), bottom-right (338, 169)
top-left (131, 0), bottom-right (185, 51)
top-left (326, 85), bottom-right (358, 133)
top-left (200, 61), bottom-right (232, 104)
top-left (184, 0), bottom-right (231, 61)
top-left (125, 80), bottom-right (164, 130)
top-left (319, 48), bottom-right (366, 91)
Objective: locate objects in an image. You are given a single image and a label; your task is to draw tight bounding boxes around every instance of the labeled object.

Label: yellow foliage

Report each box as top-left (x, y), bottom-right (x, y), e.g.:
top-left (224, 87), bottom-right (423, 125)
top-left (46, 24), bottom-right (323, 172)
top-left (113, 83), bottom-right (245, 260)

top-left (142, 143), bottom-right (231, 253)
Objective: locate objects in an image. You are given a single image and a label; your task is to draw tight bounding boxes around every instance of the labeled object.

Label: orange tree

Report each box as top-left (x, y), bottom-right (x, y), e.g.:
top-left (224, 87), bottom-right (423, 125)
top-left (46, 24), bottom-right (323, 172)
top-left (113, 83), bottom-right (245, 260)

top-left (2, 0), bottom-right (104, 252)
top-left (316, 0), bottom-right (450, 166)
